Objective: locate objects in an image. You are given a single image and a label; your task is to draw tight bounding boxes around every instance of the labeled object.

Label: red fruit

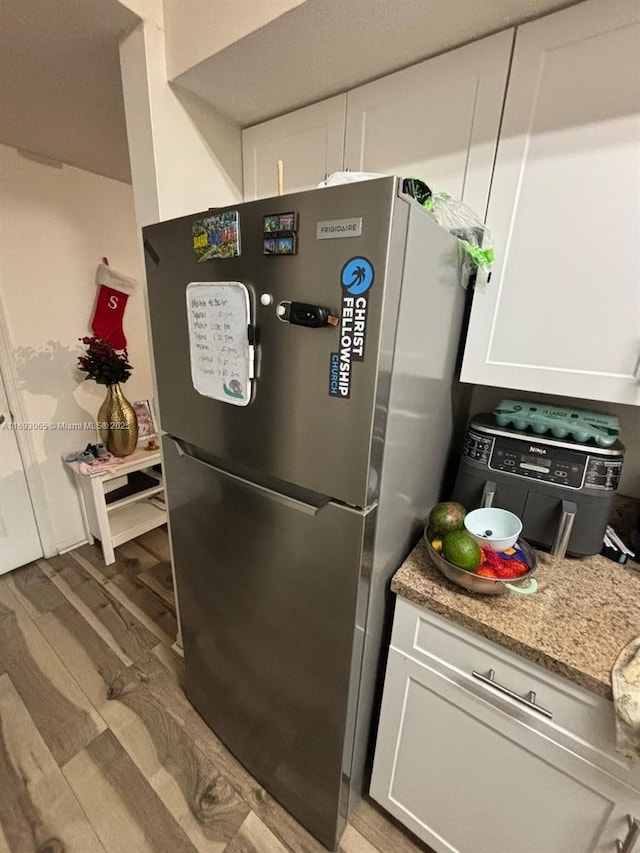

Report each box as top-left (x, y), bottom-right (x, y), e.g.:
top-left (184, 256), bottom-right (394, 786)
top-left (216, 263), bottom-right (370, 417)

top-left (481, 549), bottom-right (503, 569)
top-left (475, 567), bottom-right (496, 578)
top-left (493, 564), bottom-right (514, 579)
top-left (508, 560), bottom-right (529, 578)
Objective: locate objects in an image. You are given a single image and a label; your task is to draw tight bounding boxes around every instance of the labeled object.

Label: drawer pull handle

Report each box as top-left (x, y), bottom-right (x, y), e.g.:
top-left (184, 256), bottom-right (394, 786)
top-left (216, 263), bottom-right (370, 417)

top-left (616, 815), bottom-right (639, 853)
top-left (472, 669), bottom-right (553, 719)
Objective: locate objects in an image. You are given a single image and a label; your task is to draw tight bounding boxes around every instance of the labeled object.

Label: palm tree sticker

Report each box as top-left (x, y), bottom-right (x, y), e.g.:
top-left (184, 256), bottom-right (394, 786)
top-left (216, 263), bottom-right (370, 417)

top-left (341, 257), bottom-right (374, 295)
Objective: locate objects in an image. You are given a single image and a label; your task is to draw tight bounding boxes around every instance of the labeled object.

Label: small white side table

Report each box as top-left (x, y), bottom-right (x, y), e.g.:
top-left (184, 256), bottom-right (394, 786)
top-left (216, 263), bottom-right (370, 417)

top-left (69, 448), bottom-right (166, 565)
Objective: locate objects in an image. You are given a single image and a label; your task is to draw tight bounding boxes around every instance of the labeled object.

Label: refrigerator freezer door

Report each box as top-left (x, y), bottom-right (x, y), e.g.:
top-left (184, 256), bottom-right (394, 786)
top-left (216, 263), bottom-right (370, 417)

top-left (144, 177), bottom-right (406, 508)
top-left (162, 436), bottom-right (374, 850)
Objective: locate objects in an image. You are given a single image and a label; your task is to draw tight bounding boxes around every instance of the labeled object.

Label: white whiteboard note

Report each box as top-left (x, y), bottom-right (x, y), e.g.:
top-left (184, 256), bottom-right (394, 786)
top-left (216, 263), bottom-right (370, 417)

top-left (186, 282), bottom-right (253, 406)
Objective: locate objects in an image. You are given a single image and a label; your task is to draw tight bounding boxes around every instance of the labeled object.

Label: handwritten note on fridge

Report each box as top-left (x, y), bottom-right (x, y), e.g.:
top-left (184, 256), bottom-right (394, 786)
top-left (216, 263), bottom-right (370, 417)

top-left (186, 282), bottom-right (253, 406)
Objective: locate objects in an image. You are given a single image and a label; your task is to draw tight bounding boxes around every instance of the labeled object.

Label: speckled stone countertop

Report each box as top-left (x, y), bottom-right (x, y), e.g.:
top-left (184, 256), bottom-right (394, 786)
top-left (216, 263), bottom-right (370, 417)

top-left (391, 539), bottom-right (640, 699)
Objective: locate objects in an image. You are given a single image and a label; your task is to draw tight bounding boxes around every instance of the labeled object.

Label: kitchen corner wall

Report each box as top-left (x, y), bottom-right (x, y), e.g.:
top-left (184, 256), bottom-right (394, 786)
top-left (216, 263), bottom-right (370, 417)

top-left (0, 143), bottom-right (154, 552)
top-left (469, 384), bottom-right (640, 499)
top-left (119, 18), bottom-right (243, 228)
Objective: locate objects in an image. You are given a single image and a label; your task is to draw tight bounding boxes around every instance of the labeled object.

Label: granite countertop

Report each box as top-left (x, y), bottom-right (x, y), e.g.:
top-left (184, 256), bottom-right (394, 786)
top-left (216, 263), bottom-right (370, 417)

top-left (392, 539), bottom-right (640, 699)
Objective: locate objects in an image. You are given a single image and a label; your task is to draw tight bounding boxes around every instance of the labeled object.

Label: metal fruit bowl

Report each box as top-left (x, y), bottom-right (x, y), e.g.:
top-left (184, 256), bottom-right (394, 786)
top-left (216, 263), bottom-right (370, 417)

top-left (423, 529), bottom-right (538, 596)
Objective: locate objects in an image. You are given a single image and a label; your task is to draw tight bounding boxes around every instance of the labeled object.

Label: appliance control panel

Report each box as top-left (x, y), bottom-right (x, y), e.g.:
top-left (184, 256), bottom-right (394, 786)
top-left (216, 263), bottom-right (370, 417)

top-left (463, 429), bottom-right (622, 492)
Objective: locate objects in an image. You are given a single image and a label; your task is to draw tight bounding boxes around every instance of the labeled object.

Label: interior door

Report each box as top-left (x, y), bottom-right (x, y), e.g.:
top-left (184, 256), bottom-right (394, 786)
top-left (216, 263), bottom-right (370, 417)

top-left (162, 436), bottom-right (373, 850)
top-left (0, 370), bottom-right (42, 573)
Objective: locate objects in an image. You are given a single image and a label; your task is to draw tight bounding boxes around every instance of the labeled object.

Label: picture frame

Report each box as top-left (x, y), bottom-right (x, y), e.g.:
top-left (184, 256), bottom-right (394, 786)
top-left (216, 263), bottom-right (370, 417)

top-left (262, 212), bottom-right (297, 233)
top-left (133, 399), bottom-right (157, 444)
top-left (263, 234), bottom-right (297, 255)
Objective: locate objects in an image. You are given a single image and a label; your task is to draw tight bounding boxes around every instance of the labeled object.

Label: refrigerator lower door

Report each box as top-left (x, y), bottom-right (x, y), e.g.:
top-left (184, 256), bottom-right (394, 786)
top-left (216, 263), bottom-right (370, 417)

top-left (162, 437), bottom-right (374, 850)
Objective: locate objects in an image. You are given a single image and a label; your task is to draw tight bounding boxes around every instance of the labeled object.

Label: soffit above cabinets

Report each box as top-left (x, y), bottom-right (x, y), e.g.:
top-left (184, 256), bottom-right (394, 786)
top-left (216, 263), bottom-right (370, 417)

top-left (0, 0), bottom-right (140, 183)
top-left (169, 0), bottom-right (582, 127)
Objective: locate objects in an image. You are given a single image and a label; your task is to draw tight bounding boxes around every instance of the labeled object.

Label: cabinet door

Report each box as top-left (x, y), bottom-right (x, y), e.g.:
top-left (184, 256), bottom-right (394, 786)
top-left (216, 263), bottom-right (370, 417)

top-left (344, 31), bottom-right (513, 220)
top-left (461, 0), bottom-right (640, 405)
top-left (242, 95), bottom-right (346, 199)
top-left (371, 649), bottom-right (637, 853)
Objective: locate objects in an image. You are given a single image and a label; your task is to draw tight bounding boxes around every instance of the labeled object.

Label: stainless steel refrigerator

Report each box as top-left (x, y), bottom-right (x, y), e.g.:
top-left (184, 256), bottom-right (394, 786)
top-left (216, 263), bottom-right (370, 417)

top-left (143, 176), bottom-right (465, 850)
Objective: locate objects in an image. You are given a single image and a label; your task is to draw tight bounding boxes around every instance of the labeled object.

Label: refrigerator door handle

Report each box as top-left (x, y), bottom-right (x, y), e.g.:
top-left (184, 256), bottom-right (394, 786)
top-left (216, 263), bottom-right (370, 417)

top-left (171, 438), bottom-right (330, 516)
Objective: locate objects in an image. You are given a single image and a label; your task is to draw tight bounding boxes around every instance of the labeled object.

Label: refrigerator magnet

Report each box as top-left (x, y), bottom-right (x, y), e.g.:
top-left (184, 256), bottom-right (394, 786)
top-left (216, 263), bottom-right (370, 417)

top-left (263, 235), bottom-right (297, 255)
top-left (192, 211), bottom-right (241, 261)
top-left (262, 212), bottom-right (298, 255)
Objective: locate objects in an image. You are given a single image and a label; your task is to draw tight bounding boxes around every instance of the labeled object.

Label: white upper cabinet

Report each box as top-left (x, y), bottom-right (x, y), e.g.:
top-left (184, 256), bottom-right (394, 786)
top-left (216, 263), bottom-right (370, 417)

top-left (461, 0), bottom-right (640, 405)
top-left (344, 31), bottom-right (513, 220)
top-left (242, 95), bottom-right (346, 200)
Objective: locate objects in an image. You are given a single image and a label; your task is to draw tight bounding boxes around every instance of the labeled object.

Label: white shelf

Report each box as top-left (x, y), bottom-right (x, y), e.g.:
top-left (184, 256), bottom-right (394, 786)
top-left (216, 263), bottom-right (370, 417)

top-left (72, 446), bottom-right (166, 565)
top-left (100, 449), bottom-right (162, 481)
top-left (106, 484), bottom-right (164, 514)
top-left (110, 500), bottom-right (167, 548)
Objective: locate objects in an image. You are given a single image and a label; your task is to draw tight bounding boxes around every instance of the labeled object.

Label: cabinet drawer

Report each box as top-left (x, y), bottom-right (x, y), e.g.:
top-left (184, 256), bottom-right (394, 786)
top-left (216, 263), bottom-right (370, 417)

top-left (391, 597), bottom-right (640, 789)
top-left (372, 647), bottom-right (639, 853)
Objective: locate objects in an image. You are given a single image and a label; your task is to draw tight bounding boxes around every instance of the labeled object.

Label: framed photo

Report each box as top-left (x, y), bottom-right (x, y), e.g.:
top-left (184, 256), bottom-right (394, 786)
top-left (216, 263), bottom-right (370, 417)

top-left (133, 399), bottom-right (157, 442)
top-left (263, 215), bottom-right (280, 233)
top-left (262, 212), bottom-right (297, 233)
top-left (277, 236), bottom-right (295, 254)
top-left (263, 234), bottom-right (297, 255)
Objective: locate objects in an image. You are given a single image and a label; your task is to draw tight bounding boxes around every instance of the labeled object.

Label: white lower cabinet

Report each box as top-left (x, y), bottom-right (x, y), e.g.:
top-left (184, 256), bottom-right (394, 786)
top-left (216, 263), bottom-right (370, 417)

top-left (371, 599), bottom-right (640, 853)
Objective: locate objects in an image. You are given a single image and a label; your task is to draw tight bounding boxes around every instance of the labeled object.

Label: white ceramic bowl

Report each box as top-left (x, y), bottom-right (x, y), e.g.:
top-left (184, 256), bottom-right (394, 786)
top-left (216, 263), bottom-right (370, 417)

top-left (464, 508), bottom-right (522, 552)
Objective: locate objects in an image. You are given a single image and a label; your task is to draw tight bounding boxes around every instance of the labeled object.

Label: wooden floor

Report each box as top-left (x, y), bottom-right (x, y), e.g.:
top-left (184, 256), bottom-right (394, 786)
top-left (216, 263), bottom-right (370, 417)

top-left (0, 528), bottom-right (431, 853)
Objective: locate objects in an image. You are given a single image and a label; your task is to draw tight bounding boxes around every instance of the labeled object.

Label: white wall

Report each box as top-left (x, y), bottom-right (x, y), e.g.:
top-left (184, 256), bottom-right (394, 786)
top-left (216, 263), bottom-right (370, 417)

top-left (469, 384), bottom-right (640, 498)
top-left (163, 0), bottom-right (306, 80)
top-left (117, 5), bottom-right (243, 653)
top-left (119, 20), bottom-right (243, 228)
top-left (0, 144), bottom-right (154, 551)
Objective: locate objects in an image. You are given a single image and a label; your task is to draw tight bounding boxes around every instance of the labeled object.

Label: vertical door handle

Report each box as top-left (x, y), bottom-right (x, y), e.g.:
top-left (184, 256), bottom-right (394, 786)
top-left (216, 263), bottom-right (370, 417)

top-left (616, 815), bottom-right (639, 852)
top-left (481, 481), bottom-right (496, 508)
top-left (634, 349), bottom-right (640, 382)
top-left (550, 500), bottom-right (577, 559)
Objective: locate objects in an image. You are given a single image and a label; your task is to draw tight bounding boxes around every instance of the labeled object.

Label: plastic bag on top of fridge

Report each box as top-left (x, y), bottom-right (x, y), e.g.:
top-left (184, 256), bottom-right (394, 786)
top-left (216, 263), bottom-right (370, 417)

top-left (424, 192), bottom-right (494, 288)
top-left (317, 171), bottom-right (388, 187)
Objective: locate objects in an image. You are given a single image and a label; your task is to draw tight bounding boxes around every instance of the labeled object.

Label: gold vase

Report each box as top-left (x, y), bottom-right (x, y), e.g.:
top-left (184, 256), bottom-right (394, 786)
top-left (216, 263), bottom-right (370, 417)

top-left (97, 383), bottom-right (138, 457)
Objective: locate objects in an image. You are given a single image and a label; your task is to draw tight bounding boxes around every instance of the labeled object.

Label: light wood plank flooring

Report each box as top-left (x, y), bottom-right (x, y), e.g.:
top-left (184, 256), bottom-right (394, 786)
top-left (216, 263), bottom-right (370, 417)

top-left (0, 530), bottom-right (431, 853)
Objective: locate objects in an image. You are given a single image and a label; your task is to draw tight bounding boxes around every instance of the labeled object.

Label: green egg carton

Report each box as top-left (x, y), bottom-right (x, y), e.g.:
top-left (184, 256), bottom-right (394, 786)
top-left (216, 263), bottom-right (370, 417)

top-left (493, 400), bottom-right (620, 447)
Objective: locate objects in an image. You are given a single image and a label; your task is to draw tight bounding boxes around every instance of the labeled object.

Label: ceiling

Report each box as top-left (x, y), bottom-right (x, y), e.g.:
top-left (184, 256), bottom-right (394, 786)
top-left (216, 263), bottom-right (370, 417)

top-left (0, 0), bottom-right (139, 183)
top-left (0, 0), bottom-right (585, 182)
top-left (174, 0), bottom-right (582, 127)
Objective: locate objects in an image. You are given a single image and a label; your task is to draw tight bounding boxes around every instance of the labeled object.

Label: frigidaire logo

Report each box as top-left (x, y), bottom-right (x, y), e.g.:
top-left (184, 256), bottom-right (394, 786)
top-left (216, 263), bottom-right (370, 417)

top-left (529, 446), bottom-right (547, 454)
top-left (321, 224), bottom-right (358, 234)
top-left (316, 218), bottom-right (362, 240)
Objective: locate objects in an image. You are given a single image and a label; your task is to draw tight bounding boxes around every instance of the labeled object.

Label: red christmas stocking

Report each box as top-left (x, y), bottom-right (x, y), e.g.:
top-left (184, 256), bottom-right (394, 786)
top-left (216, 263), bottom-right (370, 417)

top-left (91, 263), bottom-right (136, 350)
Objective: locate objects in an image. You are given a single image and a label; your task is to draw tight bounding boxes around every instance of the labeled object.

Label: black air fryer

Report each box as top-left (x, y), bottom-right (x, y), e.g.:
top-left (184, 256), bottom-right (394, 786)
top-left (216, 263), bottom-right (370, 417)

top-left (453, 414), bottom-right (625, 557)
